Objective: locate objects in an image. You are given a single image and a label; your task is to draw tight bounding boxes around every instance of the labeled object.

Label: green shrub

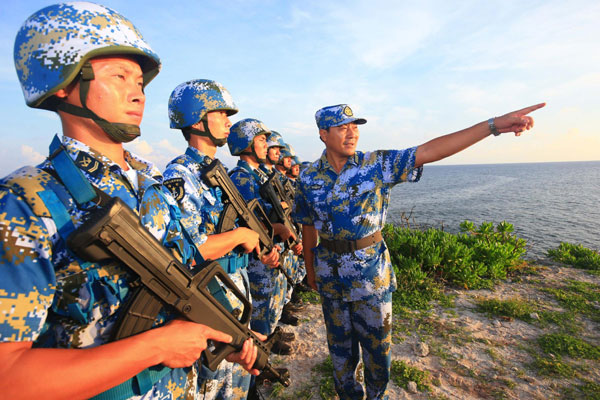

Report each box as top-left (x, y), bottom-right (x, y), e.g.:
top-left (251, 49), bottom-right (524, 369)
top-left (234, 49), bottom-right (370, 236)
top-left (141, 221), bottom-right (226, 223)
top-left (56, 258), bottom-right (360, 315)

top-left (390, 359), bottom-right (431, 392)
top-left (384, 221), bottom-right (527, 310)
top-left (548, 242), bottom-right (600, 270)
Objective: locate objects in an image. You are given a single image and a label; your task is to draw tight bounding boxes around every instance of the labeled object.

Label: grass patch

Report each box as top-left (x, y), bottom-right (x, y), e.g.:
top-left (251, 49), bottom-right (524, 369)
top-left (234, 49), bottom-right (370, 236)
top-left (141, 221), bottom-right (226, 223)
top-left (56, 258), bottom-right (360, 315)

top-left (297, 290), bottom-right (321, 305)
top-left (548, 242), bottom-right (600, 270)
top-left (475, 297), bottom-right (535, 322)
top-left (537, 333), bottom-right (600, 360)
top-left (530, 355), bottom-right (576, 378)
top-left (390, 359), bottom-right (431, 392)
top-left (541, 282), bottom-right (600, 322)
top-left (311, 356), bottom-right (336, 399)
top-left (579, 380), bottom-right (600, 400)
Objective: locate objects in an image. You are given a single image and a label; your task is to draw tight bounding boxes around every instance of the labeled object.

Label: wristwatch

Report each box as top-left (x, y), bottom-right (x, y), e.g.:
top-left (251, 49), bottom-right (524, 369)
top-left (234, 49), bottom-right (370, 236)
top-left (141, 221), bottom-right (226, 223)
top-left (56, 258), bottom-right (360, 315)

top-left (488, 118), bottom-right (500, 136)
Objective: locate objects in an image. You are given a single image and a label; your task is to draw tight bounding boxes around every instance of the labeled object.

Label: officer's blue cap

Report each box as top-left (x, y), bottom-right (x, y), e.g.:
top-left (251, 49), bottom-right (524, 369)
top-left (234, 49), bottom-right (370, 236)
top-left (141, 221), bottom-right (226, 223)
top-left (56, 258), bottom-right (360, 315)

top-left (315, 104), bottom-right (367, 130)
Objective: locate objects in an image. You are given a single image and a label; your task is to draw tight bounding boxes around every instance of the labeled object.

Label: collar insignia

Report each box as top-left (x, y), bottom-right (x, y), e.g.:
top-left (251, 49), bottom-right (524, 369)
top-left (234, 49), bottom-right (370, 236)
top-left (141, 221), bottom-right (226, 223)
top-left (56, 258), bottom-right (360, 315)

top-left (75, 151), bottom-right (103, 177)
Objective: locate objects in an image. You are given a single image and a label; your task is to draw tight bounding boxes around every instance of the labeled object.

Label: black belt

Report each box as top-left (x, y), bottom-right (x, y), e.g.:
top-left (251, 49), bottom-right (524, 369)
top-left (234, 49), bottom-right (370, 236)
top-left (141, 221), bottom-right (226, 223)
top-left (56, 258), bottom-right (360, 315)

top-left (319, 231), bottom-right (383, 254)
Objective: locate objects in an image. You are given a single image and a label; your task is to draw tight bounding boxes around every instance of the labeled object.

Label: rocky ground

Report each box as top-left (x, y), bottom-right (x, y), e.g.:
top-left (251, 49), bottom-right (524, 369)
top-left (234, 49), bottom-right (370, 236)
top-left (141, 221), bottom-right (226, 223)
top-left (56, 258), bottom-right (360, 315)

top-left (257, 261), bottom-right (600, 399)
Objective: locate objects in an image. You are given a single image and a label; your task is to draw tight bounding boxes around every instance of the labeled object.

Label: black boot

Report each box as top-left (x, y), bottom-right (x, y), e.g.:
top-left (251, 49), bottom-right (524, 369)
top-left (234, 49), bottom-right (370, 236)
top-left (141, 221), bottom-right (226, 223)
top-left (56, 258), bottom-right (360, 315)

top-left (271, 338), bottom-right (292, 355)
top-left (279, 307), bottom-right (300, 326)
top-left (279, 330), bottom-right (295, 342)
top-left (256, 367), bottom-right (290, 385)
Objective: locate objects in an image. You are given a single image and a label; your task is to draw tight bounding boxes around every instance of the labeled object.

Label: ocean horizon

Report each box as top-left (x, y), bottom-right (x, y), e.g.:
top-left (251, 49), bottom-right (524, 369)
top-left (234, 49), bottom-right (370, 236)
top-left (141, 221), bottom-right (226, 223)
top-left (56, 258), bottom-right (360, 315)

top-left (388, 160), bottom-right (600, 261)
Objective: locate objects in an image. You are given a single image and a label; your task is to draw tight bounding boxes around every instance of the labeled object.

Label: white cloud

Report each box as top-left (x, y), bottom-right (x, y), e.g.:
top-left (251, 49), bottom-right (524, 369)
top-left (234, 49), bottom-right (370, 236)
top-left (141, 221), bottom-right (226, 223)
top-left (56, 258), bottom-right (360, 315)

top-left (20, 145), bottom-right (45, 164)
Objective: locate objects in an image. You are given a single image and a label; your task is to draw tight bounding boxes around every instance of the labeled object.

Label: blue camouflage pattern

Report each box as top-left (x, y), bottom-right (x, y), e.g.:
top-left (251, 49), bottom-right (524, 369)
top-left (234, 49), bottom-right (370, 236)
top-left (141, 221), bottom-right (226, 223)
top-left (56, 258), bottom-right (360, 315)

top-left (293, 147), bottom-right (421, 399)
top-left (321, 294), bottom-right (392, 400)
top-left (163, 147), bottom-right (251, 399)
top-left (14, 2), bottom-right (161, 110)
top-left (227, 118), bottom-right (270, 156)
top-left (168, 80), bottom-right (238, 129)
top-left (266, 131), bottom-right (285, 149)
top-left (293, 148), bottom-right (422, 302)
top-left (0, 136), bottom-right (202, 398)
top-left (229, 160), bottom-right (288, 335)
top-left (315, 104), bottom-right (367, 130)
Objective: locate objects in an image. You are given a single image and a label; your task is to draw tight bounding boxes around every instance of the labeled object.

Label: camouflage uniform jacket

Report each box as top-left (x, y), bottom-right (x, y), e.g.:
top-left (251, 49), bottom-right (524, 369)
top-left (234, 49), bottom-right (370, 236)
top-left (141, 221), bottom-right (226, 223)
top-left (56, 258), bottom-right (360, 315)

top-left (0, 136), bottom-right (200, 398)
top-left (293, 148), bottom-right (422, 302)
top-left (163, 146), bottom-right (248, 271)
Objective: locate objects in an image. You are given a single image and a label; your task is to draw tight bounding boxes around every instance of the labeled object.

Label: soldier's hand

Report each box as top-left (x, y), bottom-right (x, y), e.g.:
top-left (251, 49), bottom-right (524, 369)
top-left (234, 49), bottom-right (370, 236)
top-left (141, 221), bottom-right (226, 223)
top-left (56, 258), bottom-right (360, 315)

top-left (261, 247), bottom-right (280, 268)
top-left (273, 223), bottom-right (295, 242)
top-left (237, 227), bottom-right (260, 254)
top-left (292, 242), bottom-right (303, 255)
top-left (151, 319), bottom-right (232, 368)
top-left (225, 331), bottom-right (267, 375)
top-left (494, 103), bottom-right (546, 136)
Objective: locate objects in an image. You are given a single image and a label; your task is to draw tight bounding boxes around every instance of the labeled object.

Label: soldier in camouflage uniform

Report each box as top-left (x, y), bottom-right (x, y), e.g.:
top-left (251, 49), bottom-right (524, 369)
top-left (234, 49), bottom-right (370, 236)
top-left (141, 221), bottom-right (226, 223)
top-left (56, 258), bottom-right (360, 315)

top-left (227, 120), bottom-right (297, 341)
top-left (259, 134), bottom-right (304, 326)
top-left (285, 155), bottom-right (307, 289)
top-left (0, 3), bottom-right (257, 399)
top-left (163, 79), bottom-right (278, 399)
top-left (293, 103), bottom-right (545, 399)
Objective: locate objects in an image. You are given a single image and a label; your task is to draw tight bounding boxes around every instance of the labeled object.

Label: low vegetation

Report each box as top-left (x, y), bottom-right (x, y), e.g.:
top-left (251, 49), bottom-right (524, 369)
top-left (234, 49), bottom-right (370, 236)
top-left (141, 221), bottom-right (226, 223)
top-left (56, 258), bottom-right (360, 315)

top-left (265, 224), bottom-right (600, 399)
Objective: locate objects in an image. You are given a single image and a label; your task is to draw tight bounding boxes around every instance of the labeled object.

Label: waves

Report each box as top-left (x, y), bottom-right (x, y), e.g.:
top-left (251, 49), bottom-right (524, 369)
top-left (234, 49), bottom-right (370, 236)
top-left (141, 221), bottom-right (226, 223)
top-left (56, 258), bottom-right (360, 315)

top-left (388, 161), bottom-right (600, 260)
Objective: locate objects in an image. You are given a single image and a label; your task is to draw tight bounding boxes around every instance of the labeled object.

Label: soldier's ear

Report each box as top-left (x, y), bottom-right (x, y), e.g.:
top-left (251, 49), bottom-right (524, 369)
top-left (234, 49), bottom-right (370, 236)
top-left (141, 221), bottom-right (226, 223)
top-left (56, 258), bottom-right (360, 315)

top-left (319, 128), bottom-right (328, 143)
top-left (55, 80), bottom-right (78, 99)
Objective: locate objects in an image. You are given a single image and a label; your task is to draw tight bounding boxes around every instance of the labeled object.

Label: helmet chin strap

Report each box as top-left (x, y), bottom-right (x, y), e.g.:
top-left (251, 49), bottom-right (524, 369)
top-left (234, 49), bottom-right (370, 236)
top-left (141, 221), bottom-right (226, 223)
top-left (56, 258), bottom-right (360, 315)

top-left (267, 152), bottom-right (279, 165)
top-left (241, 142), bottom-right (266, 164)
top-left (183, 119), bottom-right (227, 147)
top-left (56, 62), bottom-right (141, 143)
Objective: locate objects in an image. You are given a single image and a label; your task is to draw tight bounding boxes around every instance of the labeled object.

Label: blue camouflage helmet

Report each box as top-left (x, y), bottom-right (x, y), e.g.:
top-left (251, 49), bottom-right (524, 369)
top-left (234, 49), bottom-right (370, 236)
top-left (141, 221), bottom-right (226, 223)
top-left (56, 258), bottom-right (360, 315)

top-left (291, 156), bottom-right (301, 166)
top-left (315, 104), bottom-right (367, 130)
top-left (228, 118), bottom-right (271, 156)
top-left (14, 2), bottom-right (161, 110)
top-left (280, 144), bottom-right (294, 159)
top-left (168, 79), bottom-right (238, 129)
top-left (266, 131), bottom-right (286, 148)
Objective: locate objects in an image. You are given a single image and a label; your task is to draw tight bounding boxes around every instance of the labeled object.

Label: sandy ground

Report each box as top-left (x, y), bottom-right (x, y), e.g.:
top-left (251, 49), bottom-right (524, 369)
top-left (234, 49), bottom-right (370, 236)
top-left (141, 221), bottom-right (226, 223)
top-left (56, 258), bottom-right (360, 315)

top-left (257, 261), bottom-right (600, 399)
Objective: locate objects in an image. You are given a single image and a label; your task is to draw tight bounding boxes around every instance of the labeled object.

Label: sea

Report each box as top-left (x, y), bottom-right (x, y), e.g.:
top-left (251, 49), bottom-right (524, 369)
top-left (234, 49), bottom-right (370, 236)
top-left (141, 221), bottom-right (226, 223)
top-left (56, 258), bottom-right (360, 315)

top-left (387, 161), bottom-right (600, 261)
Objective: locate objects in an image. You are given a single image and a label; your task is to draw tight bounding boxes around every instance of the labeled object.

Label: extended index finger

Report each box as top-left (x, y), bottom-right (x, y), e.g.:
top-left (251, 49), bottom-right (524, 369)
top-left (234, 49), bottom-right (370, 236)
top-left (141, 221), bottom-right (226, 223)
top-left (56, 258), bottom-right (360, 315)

top-left (515, 102), bottom-right (546, 115)
top-left (203, 326), bottom-right (233, 344)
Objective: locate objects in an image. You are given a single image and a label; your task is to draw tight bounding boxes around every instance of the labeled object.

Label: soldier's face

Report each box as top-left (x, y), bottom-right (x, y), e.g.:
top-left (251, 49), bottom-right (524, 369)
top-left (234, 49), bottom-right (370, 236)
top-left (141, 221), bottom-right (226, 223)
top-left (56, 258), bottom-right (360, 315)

top-left (291, 164), bottom-right (300, 176)
top-left (322, 123), bottom-right (360, 157)
top-left (206, 110), bottom-right (232, 140)
top-left (267, 147), bottom-right (281, 164)
top-left (253, 134), bottom-right (268, 160)
top-left (69, 56), bottom-right (145, 125)
top-left (282, 156), bottom-right (292, 169)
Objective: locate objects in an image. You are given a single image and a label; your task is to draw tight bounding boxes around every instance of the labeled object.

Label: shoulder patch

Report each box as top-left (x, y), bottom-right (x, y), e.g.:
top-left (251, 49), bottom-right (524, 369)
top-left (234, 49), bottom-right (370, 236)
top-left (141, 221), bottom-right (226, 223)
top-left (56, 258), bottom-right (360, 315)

top-left (164, 177), bottom-right (185, 201)
top-left (75, 151), bottom-right (103, 178)
top-left (0, 166), bottom-right (60, 218)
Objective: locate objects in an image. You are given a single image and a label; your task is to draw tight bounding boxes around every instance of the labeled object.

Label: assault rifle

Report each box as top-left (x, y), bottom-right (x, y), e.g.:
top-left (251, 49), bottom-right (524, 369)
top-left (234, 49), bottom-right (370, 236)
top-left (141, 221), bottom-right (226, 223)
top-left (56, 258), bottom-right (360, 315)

top-left (67, 197), bottom-right (290, 387)
top-left (202, 159), bottom-right (294, 285)
top-left (259, 173), bottom-right (301, 251)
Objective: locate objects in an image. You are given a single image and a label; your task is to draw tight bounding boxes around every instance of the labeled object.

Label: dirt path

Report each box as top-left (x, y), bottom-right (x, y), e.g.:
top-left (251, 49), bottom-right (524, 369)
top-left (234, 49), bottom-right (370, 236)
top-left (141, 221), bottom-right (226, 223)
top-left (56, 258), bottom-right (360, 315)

top-left (258, 262), bottom-right (600, 399)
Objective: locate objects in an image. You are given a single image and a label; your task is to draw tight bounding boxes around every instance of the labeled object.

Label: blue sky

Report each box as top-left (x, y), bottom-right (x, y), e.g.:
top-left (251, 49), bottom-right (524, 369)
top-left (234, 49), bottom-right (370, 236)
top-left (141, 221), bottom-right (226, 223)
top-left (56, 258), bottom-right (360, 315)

top-left (1, 0), bottom-right (598, 175)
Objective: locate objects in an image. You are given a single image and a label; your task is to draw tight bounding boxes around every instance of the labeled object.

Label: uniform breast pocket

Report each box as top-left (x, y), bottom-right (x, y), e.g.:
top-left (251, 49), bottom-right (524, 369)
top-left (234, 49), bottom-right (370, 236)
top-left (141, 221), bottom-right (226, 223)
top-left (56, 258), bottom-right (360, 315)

top-left (348, 181), bottom-right (378, 215)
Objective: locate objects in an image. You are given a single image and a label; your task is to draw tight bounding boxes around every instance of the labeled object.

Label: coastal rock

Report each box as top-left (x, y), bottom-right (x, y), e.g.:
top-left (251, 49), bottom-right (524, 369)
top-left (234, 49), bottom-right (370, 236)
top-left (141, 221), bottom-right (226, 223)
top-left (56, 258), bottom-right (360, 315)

top-left (530, 312), bottom-right (540, 320)
top-left (407, 381), bottom-right (418, 393)
top-left (415, 342), bottom-right (430, 357)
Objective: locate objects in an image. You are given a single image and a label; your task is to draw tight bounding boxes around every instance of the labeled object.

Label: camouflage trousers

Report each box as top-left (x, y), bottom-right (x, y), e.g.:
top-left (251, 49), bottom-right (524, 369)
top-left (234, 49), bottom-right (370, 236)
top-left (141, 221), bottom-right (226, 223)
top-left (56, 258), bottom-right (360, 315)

top-left (199, 269), bottom-right (252, 399)
top-left (247, 256), bottom-right (289, 335)
top-left (320, 293), bottom-right (392, 400)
